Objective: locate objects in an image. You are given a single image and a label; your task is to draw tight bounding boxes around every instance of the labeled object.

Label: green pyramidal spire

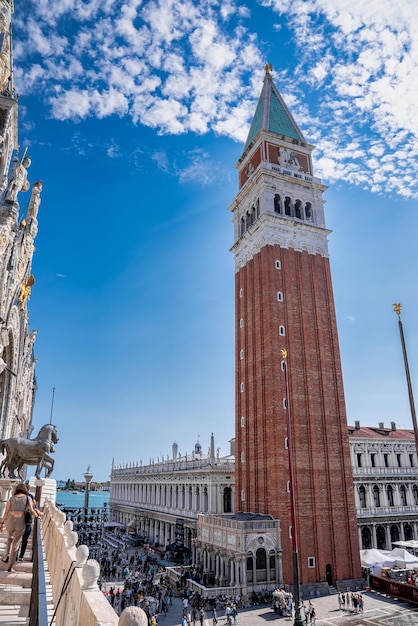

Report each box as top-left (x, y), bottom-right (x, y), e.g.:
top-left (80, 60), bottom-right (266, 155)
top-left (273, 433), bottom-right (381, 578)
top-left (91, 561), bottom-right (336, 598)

top-left (244, 65), bottom-right (305, 151)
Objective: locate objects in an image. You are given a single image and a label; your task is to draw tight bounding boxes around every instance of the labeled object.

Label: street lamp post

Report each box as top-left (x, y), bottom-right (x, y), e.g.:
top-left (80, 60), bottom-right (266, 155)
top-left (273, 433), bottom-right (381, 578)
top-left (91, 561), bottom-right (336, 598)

top-left (83, 465), bottom-right (93, 523)
top-left (281, 349), bottom-right (304, 626)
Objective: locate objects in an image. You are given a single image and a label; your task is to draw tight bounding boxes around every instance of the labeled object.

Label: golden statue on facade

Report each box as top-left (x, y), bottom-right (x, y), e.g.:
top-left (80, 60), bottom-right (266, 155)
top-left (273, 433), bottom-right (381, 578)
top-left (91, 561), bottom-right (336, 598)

top-left (18, 274), bottom-right (35, 306)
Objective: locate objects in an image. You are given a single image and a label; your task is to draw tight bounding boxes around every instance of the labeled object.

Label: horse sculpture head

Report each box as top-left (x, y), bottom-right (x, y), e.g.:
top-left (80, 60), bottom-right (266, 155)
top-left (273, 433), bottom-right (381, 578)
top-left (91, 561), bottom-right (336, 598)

top-left (37, 423), bottom-right (59, 445)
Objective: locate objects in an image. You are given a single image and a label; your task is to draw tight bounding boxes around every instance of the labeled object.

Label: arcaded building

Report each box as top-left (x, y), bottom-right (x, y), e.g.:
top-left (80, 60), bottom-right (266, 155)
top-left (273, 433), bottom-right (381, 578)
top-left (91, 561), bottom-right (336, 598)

top-left (109, 436), bottom-right (235, 551)
top-left (350, 421), bottom-right (418, 551)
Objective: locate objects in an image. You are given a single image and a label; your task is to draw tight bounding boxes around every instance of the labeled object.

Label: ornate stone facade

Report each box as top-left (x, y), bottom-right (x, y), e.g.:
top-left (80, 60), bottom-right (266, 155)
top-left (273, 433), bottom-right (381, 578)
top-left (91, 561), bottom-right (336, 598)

top-left (109, 436), bottom-right (235, 551)
top-left (0, 0), bottom-right (38, 443)
top-left (350, 421), bottom-right (418, 552)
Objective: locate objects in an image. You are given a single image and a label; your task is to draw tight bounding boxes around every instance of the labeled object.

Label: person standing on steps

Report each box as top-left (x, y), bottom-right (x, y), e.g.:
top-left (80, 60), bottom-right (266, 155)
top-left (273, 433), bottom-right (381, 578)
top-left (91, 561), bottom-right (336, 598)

top-left (19, 491), bottom-right (42, 561)
top-left (0, 482), bottom-right (39, 571)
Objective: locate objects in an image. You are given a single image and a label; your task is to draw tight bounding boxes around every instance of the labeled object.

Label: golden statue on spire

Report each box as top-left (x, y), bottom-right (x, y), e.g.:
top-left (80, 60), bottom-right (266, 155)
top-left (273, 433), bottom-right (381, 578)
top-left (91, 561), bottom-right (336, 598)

top-left (393, 303), bottom-right (402, 317)
top-left (264, 63), bottom-right (273, 74)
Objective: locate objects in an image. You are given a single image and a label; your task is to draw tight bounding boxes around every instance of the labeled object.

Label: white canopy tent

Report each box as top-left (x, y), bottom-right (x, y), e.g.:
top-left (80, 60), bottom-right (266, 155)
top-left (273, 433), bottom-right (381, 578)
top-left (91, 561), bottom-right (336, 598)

top-left (360, 549), bottom-right (394, 575)
top-left (360, 549), bottom-right (392, 567)
top-left (388, 547), bottom-right (418, 568)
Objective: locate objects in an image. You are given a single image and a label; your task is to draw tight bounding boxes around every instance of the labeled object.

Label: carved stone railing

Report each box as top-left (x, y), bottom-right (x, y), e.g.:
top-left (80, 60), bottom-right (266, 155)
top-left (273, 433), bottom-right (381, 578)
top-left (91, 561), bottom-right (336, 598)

top-left (42, 501), bottom-right (118, 626)
top-left (42, 501), bottom-right (150, 626)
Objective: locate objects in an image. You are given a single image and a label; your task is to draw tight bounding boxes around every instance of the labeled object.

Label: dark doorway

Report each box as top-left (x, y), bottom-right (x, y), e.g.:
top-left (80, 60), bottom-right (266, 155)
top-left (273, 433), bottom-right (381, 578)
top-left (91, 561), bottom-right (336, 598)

top-left (326, 563), bottom-right (333, 585)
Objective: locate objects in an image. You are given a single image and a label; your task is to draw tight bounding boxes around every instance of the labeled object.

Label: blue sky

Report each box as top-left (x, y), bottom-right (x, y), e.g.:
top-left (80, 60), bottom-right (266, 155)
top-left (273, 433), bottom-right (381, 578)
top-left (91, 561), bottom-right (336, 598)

top-left (12, 0), bottom-right (418, 481)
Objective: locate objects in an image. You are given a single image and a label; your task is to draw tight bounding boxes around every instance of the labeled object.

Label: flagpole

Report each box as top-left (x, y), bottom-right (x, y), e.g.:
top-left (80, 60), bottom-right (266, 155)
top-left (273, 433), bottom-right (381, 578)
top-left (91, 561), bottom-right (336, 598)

top-left (393, 304), bottom-right (418, 453)
top-left (49, 387), bottom-right (55, 424)
top-left (281, 349), bottom-right (304, 626)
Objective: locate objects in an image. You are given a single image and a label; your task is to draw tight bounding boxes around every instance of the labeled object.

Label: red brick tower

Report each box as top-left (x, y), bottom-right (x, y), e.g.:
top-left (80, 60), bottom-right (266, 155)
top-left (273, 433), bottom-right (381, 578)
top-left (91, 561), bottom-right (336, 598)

top-left (229, 67), bottom-right (362, 587)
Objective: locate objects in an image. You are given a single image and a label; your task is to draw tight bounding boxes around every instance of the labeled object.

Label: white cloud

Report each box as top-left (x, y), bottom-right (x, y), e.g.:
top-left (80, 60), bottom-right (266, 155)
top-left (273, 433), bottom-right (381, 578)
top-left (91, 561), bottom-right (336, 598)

top-left (13, 0), bottom-right (418, 197)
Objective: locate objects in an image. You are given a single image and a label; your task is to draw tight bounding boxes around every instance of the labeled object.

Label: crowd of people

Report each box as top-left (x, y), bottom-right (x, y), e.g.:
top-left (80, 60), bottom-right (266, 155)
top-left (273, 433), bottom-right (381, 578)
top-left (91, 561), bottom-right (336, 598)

top-left (337, 591), bottom-right (364, 613)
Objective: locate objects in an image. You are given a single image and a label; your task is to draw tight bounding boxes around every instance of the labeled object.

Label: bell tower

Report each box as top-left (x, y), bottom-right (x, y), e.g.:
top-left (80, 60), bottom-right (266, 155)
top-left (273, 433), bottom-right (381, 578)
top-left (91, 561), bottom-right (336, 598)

top-left (229, 67), bottom-right (362, 588)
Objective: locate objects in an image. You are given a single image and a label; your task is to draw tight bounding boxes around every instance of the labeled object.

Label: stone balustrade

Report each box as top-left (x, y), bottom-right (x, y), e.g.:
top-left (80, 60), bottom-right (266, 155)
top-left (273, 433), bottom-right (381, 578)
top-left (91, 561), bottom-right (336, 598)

top-left (42, 500), bottom-right (148, 626)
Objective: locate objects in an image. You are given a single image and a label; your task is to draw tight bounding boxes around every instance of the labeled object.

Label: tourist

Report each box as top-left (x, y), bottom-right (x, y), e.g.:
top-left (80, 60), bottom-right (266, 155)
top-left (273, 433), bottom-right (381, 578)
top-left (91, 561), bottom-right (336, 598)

top-left (310, 606), bottom-right (316, 624)
top-left (19, 491), bottom-right (42, 561)
top-left (0, 482), bottom-right (40, 571)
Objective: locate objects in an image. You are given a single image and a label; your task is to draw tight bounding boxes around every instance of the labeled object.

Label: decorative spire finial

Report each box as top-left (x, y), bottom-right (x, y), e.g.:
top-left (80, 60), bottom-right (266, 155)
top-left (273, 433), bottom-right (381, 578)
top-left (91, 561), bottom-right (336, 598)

top-left (264, 63), bottom-right (273, 74)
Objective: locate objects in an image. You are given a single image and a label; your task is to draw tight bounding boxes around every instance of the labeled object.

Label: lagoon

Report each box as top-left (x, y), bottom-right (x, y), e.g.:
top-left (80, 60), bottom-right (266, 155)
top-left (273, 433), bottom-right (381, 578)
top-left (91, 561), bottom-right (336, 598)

top-left (56, 490), bottom-right (109, 509)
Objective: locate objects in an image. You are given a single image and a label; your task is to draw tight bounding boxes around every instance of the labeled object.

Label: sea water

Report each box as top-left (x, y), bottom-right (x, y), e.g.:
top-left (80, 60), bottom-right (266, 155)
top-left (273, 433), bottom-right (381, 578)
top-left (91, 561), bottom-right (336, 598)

top-left (56, 490), bottom-right (109, 509)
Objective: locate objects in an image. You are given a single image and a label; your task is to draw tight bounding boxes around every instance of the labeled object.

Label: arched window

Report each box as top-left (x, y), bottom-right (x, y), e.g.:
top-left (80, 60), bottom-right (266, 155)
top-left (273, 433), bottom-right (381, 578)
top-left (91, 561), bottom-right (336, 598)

top-left (284, 196), bottom-right (292, 216)
top-left (245, 212), bottom-right (252, 229)
top-left (305, 202), bottom-right (312, 220)
top-left (359, 485), bottom-right (366, 508)
top-left (373, 485), bottom-right (381, 507)
top-left (256, 198), bottom-right (260, 218)
top-left (277, 292), bottom-right (283, 302)
top-left (240, 349), bottom-right (244, 360)
top-left (240, 217), bottom-right (245, 237)
top-left (203, 486), bottom-right (208, 512)
top-left (413, 485), bottom-right (418, 505)
top-left (274, 194), bottom-right (282, 214)
top-left (279, 325), bottom-right (285, 336)
top-left (196, 486), bottom-right (200, 511)
top-left (295, 199), bottom-right (302, 219)
top-left (387, 485), bottom-right (394, 507)
top-left (361, 527), bottom-right (372, 549)
top-left (400, 485), bottom-right (408, 506)
top-left (256, 547), bottom-right (267, 569)
top-left (223, 486), bottom-right (232, 513)
top-left (404, 523), bottom-right (413, 541)
top-left (376, 525), bottom-right (386, 549)
top-left (188, 486), bottom-right (193, 510)
top-left (390, 524), bottom-right (400, 546)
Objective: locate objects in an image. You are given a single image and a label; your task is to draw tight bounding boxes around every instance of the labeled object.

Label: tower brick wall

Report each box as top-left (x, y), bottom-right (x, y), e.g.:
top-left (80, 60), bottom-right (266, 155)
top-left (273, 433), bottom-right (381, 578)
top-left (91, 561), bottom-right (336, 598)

top-left (235, 244), bottom-right (361, 584)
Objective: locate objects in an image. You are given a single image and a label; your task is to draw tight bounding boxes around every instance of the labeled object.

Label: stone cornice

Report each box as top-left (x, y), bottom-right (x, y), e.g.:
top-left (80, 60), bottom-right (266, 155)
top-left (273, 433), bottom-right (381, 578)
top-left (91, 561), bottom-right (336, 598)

top-left (231, 213), bottom-right (330, 271)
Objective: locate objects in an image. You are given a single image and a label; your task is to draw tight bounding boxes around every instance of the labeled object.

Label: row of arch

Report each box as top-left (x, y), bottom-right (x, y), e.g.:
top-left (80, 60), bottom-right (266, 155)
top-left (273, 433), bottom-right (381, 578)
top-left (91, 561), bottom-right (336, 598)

top-left (274, 194), bottom-right (313, 221)
top-left (358, 484), bottom-right (418, 508)
top-left (361, 523), bottom-right (414, 550)
top-left (195, 544), bottom-right (283, 588)
top-left (240, 199), bottom-right (260, 237)
top-left (239, 195), bottom-right (315, 239)
top-left (112, 481), bottom-right (233, 514)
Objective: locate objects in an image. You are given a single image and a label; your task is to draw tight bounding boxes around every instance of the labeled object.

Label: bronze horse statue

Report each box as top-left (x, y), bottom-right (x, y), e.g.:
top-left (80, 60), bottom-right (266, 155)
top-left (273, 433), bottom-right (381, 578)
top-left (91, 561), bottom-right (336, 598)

top-left (0, 423), bottom-right (59, 479)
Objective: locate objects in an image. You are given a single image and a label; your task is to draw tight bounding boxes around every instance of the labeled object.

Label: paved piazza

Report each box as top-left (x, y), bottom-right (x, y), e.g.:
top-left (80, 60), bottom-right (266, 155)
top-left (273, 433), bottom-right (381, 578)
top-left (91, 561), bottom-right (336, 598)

top-left (155, 592), bottom-right (418, 626)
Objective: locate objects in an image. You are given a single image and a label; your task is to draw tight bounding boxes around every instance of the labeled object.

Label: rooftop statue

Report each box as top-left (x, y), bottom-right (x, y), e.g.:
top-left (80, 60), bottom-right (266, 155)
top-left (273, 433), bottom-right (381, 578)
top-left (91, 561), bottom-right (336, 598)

top-left (0, 423), bottom-right (59, 479)
top-left (4, 154), bottom-right (31, 204)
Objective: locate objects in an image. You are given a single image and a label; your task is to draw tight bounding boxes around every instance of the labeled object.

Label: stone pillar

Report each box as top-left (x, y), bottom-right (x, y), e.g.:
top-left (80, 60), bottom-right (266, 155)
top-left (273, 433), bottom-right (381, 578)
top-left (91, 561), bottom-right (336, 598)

top-left (241, 558), bottom-right (247, 587)
top-left (235, 559), bottom-right (240, 586)
top-left (385, 524), bottom-right (391, 550)
top-left (0, 479), bottom-right (15, 519)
